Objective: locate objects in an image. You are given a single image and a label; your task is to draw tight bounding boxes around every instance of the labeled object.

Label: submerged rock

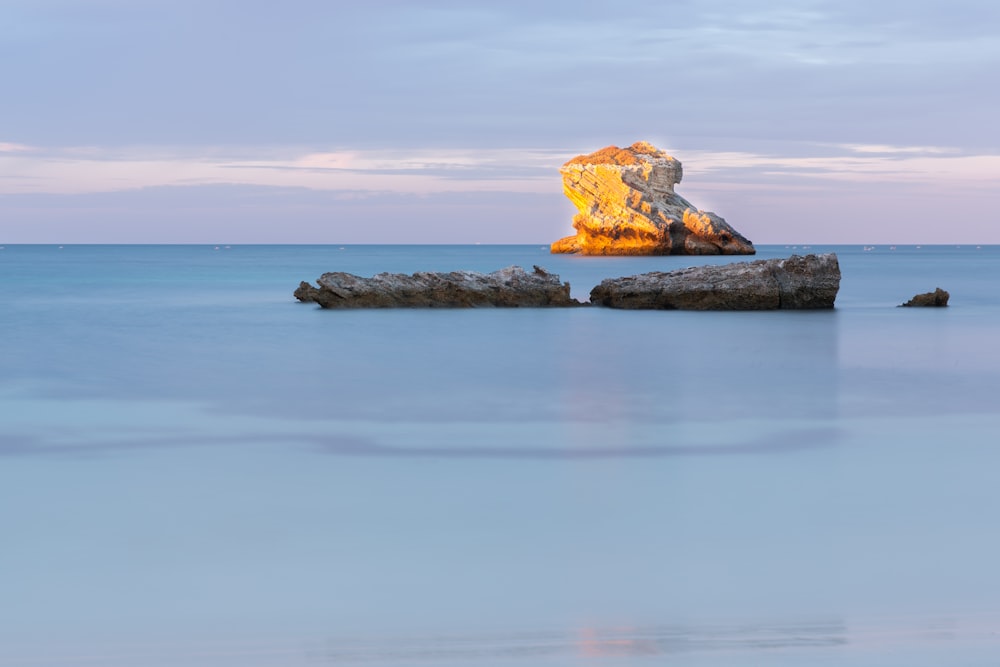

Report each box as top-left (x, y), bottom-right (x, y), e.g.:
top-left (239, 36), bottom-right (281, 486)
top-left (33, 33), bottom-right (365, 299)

top-left (295, 265), bottom-right (580, 308)
top-left (589, 253), bottom-right (840, 310)
top-left (551, 141), bottom-right (755, 256)
top-left (900, 288), bottom-right (949, 307)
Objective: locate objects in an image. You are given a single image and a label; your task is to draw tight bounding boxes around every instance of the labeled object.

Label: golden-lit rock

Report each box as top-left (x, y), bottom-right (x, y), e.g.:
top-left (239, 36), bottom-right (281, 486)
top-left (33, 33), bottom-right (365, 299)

top-left (551, 141), bottom-right (755, 256)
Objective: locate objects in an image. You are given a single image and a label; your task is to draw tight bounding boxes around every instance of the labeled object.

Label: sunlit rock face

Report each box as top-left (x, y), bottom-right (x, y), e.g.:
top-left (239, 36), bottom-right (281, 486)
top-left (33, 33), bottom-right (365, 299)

top-left (551, 141), bottom-right (755, 256)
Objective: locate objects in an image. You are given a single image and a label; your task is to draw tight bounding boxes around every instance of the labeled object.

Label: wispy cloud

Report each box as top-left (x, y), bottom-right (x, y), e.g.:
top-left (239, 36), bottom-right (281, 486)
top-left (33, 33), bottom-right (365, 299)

top-left (680, 147), bottom-right (1000, 187)
top-left (837, 144), bottom-right (960, 155)
top-left (3, 142), bottom-right (999, 199)
top-left (0, 146), bottom-right (569, 196)
top-left (0, 142), bottom-right (33, 153)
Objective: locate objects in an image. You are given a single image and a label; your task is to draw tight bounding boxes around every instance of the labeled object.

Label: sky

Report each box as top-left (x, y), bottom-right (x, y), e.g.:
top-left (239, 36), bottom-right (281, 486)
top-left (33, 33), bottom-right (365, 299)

top-left (2, 0), bottom-right (999, 244)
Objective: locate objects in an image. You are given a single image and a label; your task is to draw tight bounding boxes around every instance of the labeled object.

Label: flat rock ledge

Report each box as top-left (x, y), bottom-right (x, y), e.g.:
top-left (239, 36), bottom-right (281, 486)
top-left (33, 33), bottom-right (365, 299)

top-left (295, 265), bottom-right (581, 308)
top-left (900, 288), bottom-right (949, 307)
top-left (589, 253), bottom-right (841, 310)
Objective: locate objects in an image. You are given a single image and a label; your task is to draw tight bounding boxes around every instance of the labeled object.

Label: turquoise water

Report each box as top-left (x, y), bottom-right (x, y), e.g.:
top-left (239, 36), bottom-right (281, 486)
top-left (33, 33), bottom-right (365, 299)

top-left (2, 244), bottom-right (1000, 666)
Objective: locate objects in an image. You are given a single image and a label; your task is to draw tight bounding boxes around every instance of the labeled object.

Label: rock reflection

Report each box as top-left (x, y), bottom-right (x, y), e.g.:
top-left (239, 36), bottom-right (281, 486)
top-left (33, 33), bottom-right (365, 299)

top-left (0, 426), bottom-right (842, 459)
top-left (314, 621), bottom-right (847, 663)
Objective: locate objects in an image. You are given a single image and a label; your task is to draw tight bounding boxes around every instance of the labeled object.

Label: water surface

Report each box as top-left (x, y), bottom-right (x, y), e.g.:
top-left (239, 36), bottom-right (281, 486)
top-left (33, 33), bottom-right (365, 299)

top-left (2, 244), bottom-right (999, 666)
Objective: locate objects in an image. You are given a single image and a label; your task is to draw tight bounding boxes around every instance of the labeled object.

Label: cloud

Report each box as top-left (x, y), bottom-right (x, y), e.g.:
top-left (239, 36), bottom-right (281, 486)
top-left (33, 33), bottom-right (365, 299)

top-left (4, 141), bottom-right (1000, 201)
top-left (679, 147), bottom-right (1000, 188)
top-left (0, 145), bottom-right (569, 196)
top-left (0, 142), bottom-right (33, 152)
top-left (837, 144), bottom-right (960, 155)
top-left (3, 0), bottom-right (999, 151)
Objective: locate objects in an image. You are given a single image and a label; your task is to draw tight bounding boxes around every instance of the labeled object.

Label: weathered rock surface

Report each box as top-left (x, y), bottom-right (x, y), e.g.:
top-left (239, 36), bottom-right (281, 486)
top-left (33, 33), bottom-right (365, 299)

top-left (589, 253), bottom-right (840, 310)
top-left (551, 141), bottom-right (755, 256)
top-left (294, 281), bottom-right (322, 303)
top-left (295, 265), bottom-right (580, 308)
top-left (900, 288), bottom-right (949, 307)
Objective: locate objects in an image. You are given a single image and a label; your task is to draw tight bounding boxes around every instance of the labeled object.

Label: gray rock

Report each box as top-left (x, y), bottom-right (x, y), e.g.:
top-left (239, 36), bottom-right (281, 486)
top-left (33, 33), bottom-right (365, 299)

top-left (900, 288), bottom-right (949, 307)
top-left (296, 265), bottom-right (581, 308)
top-left (589, 253), bottom-right (841, 310)
top-left (293, 281), bottom-right (321, 303)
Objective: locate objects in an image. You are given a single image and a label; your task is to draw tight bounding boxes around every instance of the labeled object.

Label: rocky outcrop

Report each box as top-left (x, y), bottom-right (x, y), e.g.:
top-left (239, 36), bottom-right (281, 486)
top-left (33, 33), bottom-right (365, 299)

top-left (900, 288), bottom-right (949, 307)
top-left (551, 142), bottom-right (755, 256)
top-left (295, 265), bottom-right (580, 308)
top-left (293, 281), bottom-right (322, 303)
top-left (589, 253), bottom-right (840, 310)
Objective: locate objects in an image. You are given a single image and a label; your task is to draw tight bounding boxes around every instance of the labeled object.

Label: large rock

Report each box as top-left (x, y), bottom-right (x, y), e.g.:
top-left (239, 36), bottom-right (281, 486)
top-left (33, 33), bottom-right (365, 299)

top-left (295, 265), bottom-right (580, 308)
top-left (590, 253), bottom-right (840, 310)
top-left (551, 141), bottom-right (755, 256)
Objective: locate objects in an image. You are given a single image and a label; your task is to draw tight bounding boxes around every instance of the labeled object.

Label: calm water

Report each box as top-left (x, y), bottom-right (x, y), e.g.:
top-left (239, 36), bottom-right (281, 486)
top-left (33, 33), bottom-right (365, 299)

top-left (2, 244), bottom-right (1000, 666)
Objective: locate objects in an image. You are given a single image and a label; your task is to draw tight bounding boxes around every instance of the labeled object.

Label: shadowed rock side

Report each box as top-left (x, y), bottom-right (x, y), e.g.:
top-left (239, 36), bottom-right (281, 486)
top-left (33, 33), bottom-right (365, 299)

top-left (590, 253), bottom-right (841, 310)
top-left (900, 288), bottom-right (949, 307)
top-left (295, 265), bottom-right (580, 308)
top-left (551, 141), bottom-right (755, 256)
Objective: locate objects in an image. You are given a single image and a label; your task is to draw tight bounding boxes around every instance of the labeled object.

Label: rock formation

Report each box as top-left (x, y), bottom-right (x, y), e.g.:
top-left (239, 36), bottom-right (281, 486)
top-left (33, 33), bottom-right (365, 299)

top-left (295, 265), bottom-right (580, 308)
top-left (551, 141), bottom-right (755, 256)
top-left (589, 253), bottom-right (840, 310)
top-left (900, 288), bottom-right (949, 307)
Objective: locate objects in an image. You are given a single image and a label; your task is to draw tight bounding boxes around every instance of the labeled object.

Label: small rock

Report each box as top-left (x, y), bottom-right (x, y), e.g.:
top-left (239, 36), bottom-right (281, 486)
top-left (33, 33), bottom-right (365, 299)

top-left (900, 288), bottom-right (949, 307)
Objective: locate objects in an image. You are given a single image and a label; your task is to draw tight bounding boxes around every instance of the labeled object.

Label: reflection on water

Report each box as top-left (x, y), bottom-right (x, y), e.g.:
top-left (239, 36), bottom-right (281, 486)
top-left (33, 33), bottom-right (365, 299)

top-left (6, 614), bottom-right (1000, 666)
top-left (0, 415), bottom-right (843, 459)
top-left (313, 621), bottom-right (848, 663)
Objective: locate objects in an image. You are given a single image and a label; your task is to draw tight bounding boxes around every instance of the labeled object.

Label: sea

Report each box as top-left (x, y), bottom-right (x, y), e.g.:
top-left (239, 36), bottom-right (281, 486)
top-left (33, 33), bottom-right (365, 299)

top-left (2, 243), bottom-right (999, 666)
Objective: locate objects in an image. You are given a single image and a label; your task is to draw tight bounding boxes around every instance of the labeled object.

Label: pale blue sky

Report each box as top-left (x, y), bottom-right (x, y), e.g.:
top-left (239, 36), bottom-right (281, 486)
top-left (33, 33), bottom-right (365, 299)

top-left (2, 0), bottom-right (999, 243)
